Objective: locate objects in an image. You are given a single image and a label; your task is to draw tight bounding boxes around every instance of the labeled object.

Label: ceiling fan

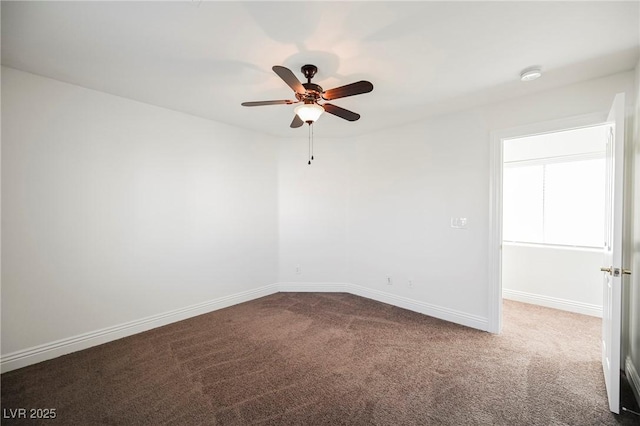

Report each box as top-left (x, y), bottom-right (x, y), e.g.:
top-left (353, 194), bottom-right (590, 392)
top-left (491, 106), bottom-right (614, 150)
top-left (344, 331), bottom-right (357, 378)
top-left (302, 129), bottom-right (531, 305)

top-left (241, 64), bottom-right (374, 128)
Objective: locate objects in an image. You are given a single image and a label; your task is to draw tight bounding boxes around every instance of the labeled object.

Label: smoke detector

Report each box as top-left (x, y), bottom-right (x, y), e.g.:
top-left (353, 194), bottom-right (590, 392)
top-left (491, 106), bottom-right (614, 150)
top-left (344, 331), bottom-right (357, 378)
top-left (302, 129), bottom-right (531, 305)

top-left (520, 66), bottom-right (542, 82)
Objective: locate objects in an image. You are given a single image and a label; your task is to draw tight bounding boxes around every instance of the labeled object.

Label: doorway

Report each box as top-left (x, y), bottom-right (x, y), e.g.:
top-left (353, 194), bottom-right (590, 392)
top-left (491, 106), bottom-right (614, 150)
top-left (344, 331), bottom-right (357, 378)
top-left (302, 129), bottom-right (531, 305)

top-left (488, 112), bottom-right (610, 334)
top-left (488, 93), bottom-right (627, 414)
top-left (501, 124), bottom-right (609, 317)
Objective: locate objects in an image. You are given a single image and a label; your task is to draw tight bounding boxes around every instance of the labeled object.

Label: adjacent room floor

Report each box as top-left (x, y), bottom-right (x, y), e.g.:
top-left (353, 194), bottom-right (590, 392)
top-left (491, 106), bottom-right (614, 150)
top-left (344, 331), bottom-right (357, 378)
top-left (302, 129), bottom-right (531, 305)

top-left (2, 293), bottom-right (638, 425)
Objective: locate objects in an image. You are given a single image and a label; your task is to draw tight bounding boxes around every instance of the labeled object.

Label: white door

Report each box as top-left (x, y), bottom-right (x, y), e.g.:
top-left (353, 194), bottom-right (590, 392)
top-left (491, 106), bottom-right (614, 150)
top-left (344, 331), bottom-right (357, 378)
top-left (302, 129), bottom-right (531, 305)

top-left (601, 93), bottom-right (625, 414)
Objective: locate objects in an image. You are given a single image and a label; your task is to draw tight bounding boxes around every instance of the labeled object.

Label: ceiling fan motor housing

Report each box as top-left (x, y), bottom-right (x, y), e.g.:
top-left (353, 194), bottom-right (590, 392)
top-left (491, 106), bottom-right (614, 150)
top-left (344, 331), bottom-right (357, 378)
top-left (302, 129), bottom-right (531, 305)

top-left (301, 64), bottom-right (318, 81)
top-left (297, 83), bottom-right (323, 102)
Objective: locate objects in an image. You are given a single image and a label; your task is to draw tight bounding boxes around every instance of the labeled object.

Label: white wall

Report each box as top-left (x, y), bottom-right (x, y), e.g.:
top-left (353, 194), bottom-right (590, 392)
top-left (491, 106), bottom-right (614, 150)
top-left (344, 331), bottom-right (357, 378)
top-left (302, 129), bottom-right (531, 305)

top-left (348, 110), bottom-right (490, 318)
top-left (502, 244), bottom-right (603, 316)
top-left (2, 66), bottom-right (636, 371)
top-left (277, 136), bottom-right (351, 285)
top-left (481, 72), bottom-right (635, 130)
top-left (353, 72), bottom-right (634, 324)
top-left (278, 70), bottom-right (635, 330)
top-left (1, 67), bottom-right (279, 356)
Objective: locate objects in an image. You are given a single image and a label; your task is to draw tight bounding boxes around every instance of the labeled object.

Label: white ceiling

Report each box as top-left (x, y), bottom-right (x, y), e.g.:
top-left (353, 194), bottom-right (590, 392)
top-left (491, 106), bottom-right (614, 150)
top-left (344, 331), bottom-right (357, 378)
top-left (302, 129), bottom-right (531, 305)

top-left (2, 1), bottom-right (639, 138)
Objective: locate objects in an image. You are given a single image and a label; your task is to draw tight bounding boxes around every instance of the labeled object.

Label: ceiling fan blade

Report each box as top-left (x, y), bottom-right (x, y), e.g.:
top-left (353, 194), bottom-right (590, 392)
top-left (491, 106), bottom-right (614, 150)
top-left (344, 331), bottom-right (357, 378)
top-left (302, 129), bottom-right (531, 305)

top-left (273, 66), bottom-right (306, 95)
top-left (323, 103), bottom-right (360, 121)
top-left (322, 81), bottom-right (373, 100)
top-left (290, 114), bottom-right (304, 128)
top-left (241, 100), bottom-right (295, 107)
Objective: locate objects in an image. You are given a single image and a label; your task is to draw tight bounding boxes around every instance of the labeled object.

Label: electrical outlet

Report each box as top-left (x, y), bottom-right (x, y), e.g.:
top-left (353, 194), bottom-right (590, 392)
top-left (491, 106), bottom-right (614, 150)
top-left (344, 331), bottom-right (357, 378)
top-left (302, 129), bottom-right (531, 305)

top-left (408, 279), bottom-right (413, 288)
top-left (295, 265), bottom-right (301, 275)
top-left (386, 275), bottom-right (392, 285)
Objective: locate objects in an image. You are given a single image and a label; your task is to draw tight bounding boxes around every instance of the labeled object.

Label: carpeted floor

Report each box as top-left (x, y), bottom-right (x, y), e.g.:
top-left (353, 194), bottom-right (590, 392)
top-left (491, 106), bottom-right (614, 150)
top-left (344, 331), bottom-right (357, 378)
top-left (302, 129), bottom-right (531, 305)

top-left (2, 293), bottom-right (638, 425)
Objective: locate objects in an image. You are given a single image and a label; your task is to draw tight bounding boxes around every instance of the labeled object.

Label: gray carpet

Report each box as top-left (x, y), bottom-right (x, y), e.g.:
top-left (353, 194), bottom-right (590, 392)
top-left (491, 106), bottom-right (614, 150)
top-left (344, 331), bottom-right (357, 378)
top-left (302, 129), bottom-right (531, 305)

top-left (1, 292), bottom-right (638, 425)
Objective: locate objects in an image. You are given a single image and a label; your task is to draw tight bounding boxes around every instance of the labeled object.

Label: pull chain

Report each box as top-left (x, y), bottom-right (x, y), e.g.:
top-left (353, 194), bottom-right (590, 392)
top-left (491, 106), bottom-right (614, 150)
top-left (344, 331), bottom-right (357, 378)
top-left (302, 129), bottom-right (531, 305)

top-left (311, 123), bottom-right (314, 160)
top-left (308, 123), bottom-right (311, 165)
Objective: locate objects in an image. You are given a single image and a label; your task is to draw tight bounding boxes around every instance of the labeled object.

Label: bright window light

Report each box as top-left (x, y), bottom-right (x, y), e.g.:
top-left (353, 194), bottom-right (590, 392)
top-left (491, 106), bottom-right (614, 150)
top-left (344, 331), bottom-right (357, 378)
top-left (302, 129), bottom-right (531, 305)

top-left (503, 157), bottom-right (605, 248)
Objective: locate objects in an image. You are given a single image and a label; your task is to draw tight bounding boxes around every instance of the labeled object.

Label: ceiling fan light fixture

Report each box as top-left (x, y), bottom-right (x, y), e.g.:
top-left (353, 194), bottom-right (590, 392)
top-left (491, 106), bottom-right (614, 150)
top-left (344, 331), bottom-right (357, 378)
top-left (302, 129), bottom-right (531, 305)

top-left (295, 103), bottom-right (324, 123)
top-left (520, 66), bottom-right (542, 82)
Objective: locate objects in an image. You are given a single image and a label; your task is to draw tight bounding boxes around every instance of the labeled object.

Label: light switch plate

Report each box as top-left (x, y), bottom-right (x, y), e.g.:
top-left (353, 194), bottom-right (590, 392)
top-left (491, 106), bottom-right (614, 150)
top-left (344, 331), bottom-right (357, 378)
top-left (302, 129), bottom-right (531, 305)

top-left (450, 217), bottom-right (468, 229)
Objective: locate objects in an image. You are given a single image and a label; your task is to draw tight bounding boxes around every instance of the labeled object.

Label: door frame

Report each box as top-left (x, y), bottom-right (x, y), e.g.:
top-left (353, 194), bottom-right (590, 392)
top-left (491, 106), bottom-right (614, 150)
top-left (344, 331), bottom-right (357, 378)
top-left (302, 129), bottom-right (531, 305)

top-left (487, 112), bottom-right (608, 334)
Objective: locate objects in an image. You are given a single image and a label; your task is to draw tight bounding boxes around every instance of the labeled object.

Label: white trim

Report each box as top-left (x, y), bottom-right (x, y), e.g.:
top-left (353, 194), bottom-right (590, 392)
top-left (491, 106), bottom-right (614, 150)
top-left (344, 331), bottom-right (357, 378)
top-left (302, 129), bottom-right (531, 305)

top-left (502, 288), bottom-right (602, 318)
top-left (278, 282), bottom-right (488, 331)
top-left (0, 284), bottom-right (279, 373)
top-left (277, 282), bottom-right (349, 292)
top-left (488, 125), bottom-right (504, 334)
top-left (489, 112), bottom-right (609, 335)
top-left (349, 284), bottom-right (488, 331)
top-left (1, 282), bottom-right (491, 373)
top-left (625, 356), bottom-right (640, 408)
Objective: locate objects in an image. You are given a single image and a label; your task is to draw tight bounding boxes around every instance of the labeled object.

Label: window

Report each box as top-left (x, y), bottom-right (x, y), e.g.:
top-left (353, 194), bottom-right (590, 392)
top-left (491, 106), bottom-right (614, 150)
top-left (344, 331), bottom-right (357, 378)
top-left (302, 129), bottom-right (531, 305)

top-left (503, 164), bottom-right (543, 243)
top-left (503, 156), bottom-right (605, 248)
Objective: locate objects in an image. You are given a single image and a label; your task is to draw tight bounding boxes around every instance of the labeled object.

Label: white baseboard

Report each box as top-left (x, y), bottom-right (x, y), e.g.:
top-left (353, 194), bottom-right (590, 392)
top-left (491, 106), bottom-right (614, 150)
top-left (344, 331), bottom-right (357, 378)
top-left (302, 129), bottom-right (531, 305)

top-left (279, 282), bottom-right (488, 331)
top-left (349, 284), bottom-right (489, 331)
top-left (0, 284), bottom-right (279, 373)
top-left (2, 282), bottom-right (491, 373)
top-left (277, 282), bottom-right (349, 292)
top-left (626, 356), bottom-right (640, 409)
top-left (502, 288), bottom-right (602, 317)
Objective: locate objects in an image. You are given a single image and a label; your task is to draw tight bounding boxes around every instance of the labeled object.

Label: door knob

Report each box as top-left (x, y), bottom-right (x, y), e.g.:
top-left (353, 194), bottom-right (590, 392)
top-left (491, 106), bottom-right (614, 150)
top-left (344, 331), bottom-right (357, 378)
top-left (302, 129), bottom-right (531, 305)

top-left (601, 267), bottom-right (612, 274)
